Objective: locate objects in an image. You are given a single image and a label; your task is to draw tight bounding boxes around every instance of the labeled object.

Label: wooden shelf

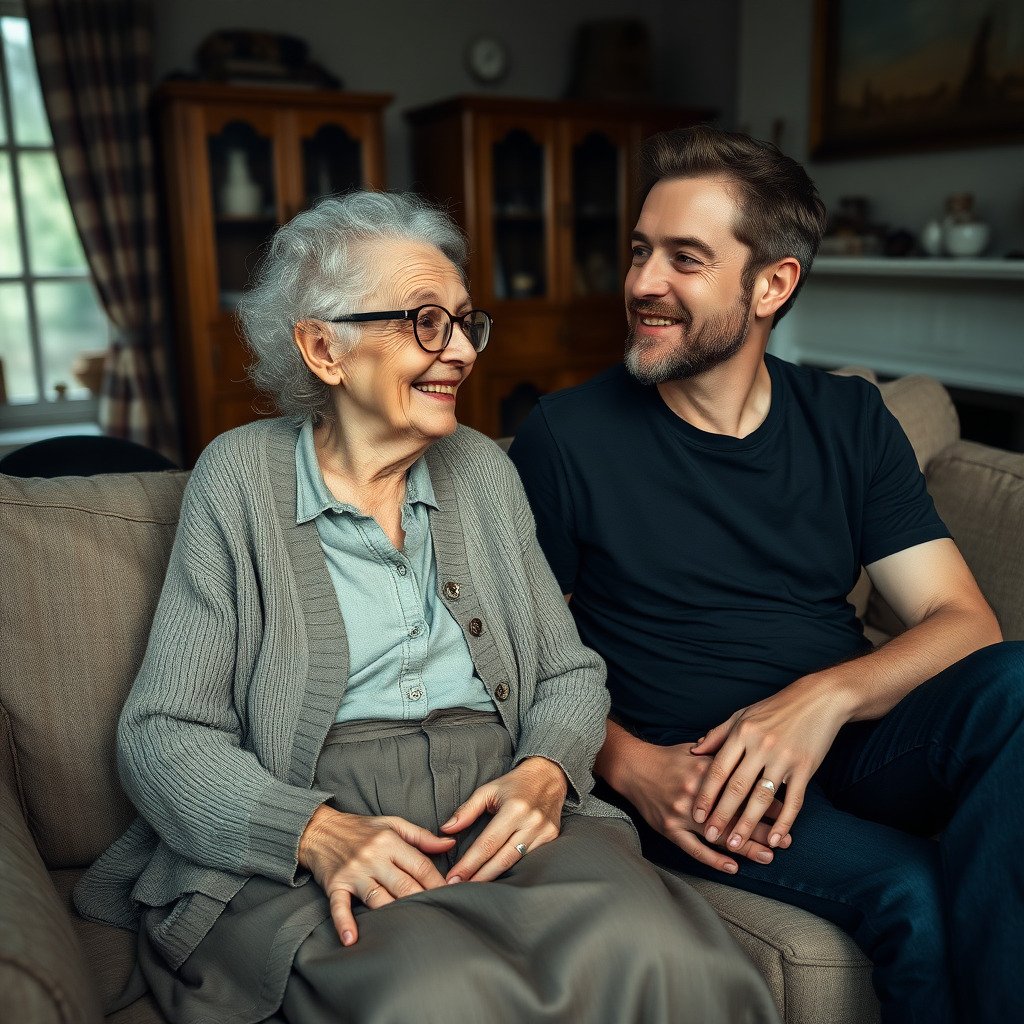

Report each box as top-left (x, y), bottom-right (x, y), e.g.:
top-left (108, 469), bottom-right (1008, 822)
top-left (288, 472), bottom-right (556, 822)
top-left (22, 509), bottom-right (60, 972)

top-left (493, 211), bottom-right (544, 221)
top-left (215, 215), bottom-right (276, 224)
top-left (812, 256), bottom-right (1024, 281)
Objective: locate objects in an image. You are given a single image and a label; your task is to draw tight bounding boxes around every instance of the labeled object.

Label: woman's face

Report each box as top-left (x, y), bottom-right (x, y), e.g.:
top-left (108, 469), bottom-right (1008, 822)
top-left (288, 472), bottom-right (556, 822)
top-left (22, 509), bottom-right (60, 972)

top-left (332, 240), bottom-right (478, 444)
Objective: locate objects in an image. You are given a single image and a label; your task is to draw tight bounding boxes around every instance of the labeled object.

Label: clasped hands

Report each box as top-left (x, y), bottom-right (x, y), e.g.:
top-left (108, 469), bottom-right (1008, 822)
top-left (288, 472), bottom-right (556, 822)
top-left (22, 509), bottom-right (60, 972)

top-left (625, 677), bottom-right (849, 873)
top-left (297, 756), bottom-right (566, 945)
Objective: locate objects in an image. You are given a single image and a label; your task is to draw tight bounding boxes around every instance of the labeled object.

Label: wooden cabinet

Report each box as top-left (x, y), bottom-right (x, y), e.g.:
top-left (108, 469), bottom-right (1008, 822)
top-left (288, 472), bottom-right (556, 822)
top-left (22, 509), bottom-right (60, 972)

top-left (406, 96), bottom-right (711, 437)
top-left (155, 82), bottom-right (391, 463)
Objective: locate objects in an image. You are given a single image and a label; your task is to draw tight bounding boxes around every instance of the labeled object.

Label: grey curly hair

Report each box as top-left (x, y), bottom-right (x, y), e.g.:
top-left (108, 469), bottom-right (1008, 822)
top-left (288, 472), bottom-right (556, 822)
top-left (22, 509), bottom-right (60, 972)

top-left (239, 191), bottom-right (469, 422)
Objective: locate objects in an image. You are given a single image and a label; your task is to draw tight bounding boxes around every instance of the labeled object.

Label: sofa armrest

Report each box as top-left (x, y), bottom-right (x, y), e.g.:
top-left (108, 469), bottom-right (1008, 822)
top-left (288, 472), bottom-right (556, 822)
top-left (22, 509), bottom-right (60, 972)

top-left (0, 705), bottom-right (103, 1024)
top-left (678, 873), bottom-right (880, 1024)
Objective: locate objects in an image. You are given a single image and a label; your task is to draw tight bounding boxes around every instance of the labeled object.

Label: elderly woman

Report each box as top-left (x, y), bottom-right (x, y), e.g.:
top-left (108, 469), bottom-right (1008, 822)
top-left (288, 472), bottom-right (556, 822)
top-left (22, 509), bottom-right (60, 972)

top-left (74, 192), bottom-right (778, 1024)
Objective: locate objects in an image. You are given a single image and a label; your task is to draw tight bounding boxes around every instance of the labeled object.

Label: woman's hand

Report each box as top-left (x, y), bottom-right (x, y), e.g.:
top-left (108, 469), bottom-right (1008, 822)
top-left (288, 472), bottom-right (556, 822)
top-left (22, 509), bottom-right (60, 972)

top-left (441, 756), bottom-right (568, 883)
top-left (298, 804), bottom-right (455, 945)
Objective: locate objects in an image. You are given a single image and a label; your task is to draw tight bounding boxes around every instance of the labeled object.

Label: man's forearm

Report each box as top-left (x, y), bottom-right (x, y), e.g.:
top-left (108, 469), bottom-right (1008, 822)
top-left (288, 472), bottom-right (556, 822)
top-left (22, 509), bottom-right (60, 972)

top-left (594, 718), bottom-right (652, 800)
top-left (806, 602), bottom-right (1001, 723)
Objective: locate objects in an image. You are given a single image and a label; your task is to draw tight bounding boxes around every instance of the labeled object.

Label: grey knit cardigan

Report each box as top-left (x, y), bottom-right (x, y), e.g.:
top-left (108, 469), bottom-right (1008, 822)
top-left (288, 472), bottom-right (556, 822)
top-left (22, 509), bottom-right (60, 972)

top-left (73, 417), bottom-right (625, 969)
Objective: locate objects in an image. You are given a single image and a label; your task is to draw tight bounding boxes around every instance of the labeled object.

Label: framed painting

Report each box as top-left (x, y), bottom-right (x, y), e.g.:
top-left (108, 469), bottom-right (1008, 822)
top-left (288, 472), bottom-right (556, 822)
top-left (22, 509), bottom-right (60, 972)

top-left (811, 0), bottom-right (1024, 158)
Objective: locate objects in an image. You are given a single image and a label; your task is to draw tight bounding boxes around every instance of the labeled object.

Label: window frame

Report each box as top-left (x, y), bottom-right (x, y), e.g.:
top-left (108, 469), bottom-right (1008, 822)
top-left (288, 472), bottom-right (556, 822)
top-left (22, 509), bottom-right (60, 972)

top-left (0, 0), bottom-right (101, 430)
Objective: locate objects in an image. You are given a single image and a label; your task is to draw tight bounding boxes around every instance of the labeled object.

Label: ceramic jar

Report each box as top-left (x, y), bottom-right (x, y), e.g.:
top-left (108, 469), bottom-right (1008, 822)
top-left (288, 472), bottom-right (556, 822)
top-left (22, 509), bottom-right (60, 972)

top-left (939, 192), bottom-right (989, 258)
top-left (943, 221), bottom-right (990, 257)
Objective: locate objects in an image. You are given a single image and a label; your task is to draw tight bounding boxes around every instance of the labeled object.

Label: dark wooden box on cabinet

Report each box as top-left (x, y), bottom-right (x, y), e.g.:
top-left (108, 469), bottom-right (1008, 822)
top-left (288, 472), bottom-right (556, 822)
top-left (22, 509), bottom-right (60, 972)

top-left (406, 96), bottom-right (712, 437)
top-left (155, 81), bottom-right (391, 464)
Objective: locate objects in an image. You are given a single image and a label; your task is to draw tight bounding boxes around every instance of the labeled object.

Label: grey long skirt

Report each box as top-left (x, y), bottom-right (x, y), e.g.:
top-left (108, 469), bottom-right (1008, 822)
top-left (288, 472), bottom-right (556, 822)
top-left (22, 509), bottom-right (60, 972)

top-left (137, 709), bottom-right (779, 1024)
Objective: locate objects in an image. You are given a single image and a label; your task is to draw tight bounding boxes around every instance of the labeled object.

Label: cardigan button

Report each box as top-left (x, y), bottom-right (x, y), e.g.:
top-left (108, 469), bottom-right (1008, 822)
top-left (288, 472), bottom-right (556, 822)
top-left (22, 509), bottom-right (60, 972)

top-left (443, 581), bottom-right (461, 599)
top-left (494, 682), bottom-right (510, 702)
top-left (468, 617), bottom-right (484, 637)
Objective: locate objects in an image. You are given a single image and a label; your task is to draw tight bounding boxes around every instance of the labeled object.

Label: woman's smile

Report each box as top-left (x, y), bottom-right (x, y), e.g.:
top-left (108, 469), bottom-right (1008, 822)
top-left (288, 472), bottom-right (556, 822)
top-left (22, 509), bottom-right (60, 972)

top-left (412, 378), bottom-right (460, 401)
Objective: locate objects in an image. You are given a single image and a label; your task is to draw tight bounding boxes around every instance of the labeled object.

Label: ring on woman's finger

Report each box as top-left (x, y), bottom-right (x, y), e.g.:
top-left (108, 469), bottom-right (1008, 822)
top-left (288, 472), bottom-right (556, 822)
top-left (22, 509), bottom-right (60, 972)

top-left (759, 779), bottom-right (776, 795)
top-left (364, 886), bottom-right (381, 903)
top-left (515, 842), bottom-right (528, 858)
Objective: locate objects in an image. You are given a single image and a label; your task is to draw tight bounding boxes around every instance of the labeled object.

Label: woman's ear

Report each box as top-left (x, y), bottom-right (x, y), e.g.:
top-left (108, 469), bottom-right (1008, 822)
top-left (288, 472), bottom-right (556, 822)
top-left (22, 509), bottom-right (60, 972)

top-left (294, 320), bottom-right (344, 385)
top-left (753, 257), bottom-right (801, 322)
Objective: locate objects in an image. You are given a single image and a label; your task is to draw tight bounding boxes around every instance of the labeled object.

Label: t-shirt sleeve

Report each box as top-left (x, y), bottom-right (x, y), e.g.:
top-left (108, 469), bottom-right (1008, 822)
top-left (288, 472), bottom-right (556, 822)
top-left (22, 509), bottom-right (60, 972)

top-left (860, 387), bottom-right (952, 567)
top-left (507, 405), bottom-right (580, 594)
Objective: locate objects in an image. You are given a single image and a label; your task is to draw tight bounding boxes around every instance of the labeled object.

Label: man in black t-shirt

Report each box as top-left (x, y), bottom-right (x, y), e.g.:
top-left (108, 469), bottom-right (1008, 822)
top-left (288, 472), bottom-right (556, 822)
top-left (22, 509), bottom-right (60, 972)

top-left (509, 126), bottom-right (1022, 1024)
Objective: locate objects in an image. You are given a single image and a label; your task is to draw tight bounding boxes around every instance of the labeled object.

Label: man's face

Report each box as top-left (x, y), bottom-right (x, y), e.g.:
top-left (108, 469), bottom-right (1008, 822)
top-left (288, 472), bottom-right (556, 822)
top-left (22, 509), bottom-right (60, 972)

top-left (624, 176), bottom-right (753, 385)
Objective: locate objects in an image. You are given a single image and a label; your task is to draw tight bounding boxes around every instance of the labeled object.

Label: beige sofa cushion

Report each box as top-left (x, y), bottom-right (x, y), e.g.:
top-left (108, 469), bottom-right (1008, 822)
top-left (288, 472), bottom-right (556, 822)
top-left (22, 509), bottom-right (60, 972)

top-left (51, 868), bottom-right (138, 1011)
top-left (927, 441), bottom-right (1024, 641)
top-left (0, 709), bottom-right (102, 1024)
top-left (682, 876), bottom-right (880, 1024)
top-left (877, 375), bottom-right (960, 472)
top-left (0, 471), bottom-right (189, 869)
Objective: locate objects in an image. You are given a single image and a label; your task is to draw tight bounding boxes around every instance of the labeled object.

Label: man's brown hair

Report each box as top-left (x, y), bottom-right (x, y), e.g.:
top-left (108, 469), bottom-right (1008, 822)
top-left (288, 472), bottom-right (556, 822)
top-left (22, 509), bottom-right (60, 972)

top-left (638, 125), bottom-right (826, 325)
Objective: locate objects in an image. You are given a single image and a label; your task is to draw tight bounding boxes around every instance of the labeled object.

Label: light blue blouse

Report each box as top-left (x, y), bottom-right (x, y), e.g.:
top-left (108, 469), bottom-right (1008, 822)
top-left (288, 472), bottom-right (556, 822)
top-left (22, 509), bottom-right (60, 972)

top-left (295, 420), bottom-right (495, 722)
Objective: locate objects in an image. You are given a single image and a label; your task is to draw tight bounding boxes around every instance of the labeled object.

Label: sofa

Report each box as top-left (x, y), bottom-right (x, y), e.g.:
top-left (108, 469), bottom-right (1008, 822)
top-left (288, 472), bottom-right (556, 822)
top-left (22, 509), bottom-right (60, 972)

top-left (2, 371), bottom-right (1022, 1024)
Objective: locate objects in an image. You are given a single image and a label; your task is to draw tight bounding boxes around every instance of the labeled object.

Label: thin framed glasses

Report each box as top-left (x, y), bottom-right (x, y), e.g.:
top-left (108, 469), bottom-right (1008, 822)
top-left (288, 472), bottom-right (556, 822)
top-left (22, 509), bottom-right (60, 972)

top-left (328, 305), bottom-right (492, 353)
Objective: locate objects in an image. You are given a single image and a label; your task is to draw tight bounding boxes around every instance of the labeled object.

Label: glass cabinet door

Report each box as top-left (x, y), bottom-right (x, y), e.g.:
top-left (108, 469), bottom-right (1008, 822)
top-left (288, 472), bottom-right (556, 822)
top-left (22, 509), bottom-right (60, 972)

top-left (207, 119), bottom-right (278, 310)
top-left (490, 127), bottom-right (548, 301)
top-left (301, 123), bottom-right (362, 207)
top-left (570, 131), bottom-right (623, 296)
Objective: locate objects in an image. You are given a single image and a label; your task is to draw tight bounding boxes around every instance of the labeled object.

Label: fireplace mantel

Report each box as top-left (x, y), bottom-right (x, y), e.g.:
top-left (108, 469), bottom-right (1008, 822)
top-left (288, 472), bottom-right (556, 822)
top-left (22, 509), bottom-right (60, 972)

top-left (768, 257), bottom-right (1024, 396)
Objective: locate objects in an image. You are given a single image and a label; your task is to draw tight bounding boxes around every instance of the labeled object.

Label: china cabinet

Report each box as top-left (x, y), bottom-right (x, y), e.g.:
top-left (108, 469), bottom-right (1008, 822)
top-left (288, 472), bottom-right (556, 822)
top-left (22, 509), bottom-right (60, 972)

top-left (406, 96), bottom-right (712, 436)
top-left (155, 81), bottom-right (390, 463)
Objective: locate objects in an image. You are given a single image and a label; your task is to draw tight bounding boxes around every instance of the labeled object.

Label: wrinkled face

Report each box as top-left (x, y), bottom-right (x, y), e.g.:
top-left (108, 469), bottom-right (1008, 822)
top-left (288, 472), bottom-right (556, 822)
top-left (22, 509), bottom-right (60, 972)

top-left (624, 176), bottom-right (753, 385)
top-left (335, 240), bottom-right (477, 442)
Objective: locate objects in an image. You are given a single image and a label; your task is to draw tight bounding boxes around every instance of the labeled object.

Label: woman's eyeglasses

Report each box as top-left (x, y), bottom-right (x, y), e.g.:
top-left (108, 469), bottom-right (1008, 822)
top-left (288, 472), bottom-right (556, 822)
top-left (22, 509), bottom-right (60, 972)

top-left (328, 305), bottom-right (492, 354)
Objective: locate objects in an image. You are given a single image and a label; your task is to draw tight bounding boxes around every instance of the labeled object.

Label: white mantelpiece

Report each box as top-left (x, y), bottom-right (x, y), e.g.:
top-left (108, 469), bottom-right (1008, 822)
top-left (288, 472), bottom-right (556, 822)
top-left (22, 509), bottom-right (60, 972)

top-left (811, 257), bottom-right (1024, 282)
top-left (768, 258), bottom-right (1024, 397)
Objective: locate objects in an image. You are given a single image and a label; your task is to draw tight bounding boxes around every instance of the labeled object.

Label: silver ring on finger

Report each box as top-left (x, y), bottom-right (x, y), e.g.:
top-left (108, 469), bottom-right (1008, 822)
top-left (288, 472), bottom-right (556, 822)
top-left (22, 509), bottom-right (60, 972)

top-left (515, 842), bottom-right (529, 858)
top-left (759, 779), bottom-right (777, 795)
top-left (364, 886), bottom-right (381, 903)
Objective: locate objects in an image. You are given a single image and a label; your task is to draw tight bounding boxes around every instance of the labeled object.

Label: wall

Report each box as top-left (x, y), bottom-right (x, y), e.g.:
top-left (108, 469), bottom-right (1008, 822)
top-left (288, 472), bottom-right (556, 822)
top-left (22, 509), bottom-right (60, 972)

top-left (737, 0), bottom-right (1024, 255)
top-left (153, 0), bottom-right (739, 190)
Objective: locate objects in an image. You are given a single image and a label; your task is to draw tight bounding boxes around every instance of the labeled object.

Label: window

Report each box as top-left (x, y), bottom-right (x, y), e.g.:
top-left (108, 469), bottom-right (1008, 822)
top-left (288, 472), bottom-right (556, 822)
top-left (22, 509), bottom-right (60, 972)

top-left (0, 3), bottom-right (108, 435)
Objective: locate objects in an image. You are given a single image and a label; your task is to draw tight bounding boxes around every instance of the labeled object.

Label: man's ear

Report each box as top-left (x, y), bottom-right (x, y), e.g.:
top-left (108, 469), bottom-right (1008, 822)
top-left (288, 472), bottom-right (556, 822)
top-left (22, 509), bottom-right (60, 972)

top-left (294, 320), bottom-right (344, 385)
top-left (753, 258), bottom-right (801, 322)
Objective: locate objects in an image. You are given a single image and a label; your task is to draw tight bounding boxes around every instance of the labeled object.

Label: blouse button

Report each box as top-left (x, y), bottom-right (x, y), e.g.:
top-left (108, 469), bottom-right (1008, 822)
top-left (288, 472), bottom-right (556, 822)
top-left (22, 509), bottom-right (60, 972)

top-left (443, 581), bottom-right (461, 599)
top-left (408, 687), bottom-right (424, 701)
top-left (468, 617), bottom-right (484, 637)
top-left (395, 563), bottom-right (408, 577)
top-left (494, 682), bottom-right (510, 702)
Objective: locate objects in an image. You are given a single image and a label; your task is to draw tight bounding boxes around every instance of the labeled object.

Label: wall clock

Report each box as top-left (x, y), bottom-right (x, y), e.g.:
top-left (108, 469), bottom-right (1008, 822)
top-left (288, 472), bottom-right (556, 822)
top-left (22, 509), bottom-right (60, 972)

top-left (466, 35), bottom-right (509, 83)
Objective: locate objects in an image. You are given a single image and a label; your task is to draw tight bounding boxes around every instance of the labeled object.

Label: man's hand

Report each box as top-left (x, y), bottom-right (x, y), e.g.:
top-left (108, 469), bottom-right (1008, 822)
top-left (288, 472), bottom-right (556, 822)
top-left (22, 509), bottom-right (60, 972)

top-left (690, 680), bottom-right (848, 852)
top-left (597, 721), bottom-right (790, 874)
top-left (441, 756), bottom-right (567, 883)
top-left (691, 538), bottom-right (1002, 852)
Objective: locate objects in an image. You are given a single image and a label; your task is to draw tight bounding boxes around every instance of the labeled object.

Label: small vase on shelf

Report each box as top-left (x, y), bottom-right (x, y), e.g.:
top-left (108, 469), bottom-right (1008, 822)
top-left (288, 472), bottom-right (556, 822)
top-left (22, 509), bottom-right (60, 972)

top-left (220, 149), bottom-right (262, 217)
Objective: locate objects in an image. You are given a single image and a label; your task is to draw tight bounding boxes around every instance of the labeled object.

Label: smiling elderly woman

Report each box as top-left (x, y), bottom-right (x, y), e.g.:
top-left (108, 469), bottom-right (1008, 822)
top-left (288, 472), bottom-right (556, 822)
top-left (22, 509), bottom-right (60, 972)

top-left (73, 192), bottom-right (778, 1024)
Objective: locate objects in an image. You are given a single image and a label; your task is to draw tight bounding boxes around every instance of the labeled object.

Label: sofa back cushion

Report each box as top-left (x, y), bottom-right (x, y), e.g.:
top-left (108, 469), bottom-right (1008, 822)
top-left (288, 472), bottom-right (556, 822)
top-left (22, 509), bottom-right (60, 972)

top-left (926, 441), bottom-right (1024, 641)
top-left (0, 470), bottom-right (188, 868)
top-left (877, 375), bottom-right (960, 471)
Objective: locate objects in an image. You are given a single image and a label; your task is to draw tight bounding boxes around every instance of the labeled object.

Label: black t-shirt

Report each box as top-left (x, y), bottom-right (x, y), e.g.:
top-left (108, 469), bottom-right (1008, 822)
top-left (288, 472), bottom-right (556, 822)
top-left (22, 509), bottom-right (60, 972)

top-left (508, 355), bottom-right (951, 733)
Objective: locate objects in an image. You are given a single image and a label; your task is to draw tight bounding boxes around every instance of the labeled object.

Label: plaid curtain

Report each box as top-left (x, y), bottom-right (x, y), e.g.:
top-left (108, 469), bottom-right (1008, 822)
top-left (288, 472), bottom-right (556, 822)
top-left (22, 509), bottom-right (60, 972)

top-left (26, 0), bottom-right (179, 463)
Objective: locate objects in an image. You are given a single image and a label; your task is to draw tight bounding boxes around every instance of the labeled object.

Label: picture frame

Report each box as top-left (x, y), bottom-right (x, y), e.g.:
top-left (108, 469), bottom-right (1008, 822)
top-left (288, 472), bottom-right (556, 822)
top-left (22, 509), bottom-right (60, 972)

top-left (810, 0), bottom-right (1024, 159)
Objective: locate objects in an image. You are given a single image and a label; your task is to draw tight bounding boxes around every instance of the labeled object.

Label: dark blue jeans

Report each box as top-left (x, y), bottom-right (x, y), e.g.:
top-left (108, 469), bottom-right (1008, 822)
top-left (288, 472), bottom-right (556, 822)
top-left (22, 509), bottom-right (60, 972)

top-left (596, 642), bottom-right (1024, 1024)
